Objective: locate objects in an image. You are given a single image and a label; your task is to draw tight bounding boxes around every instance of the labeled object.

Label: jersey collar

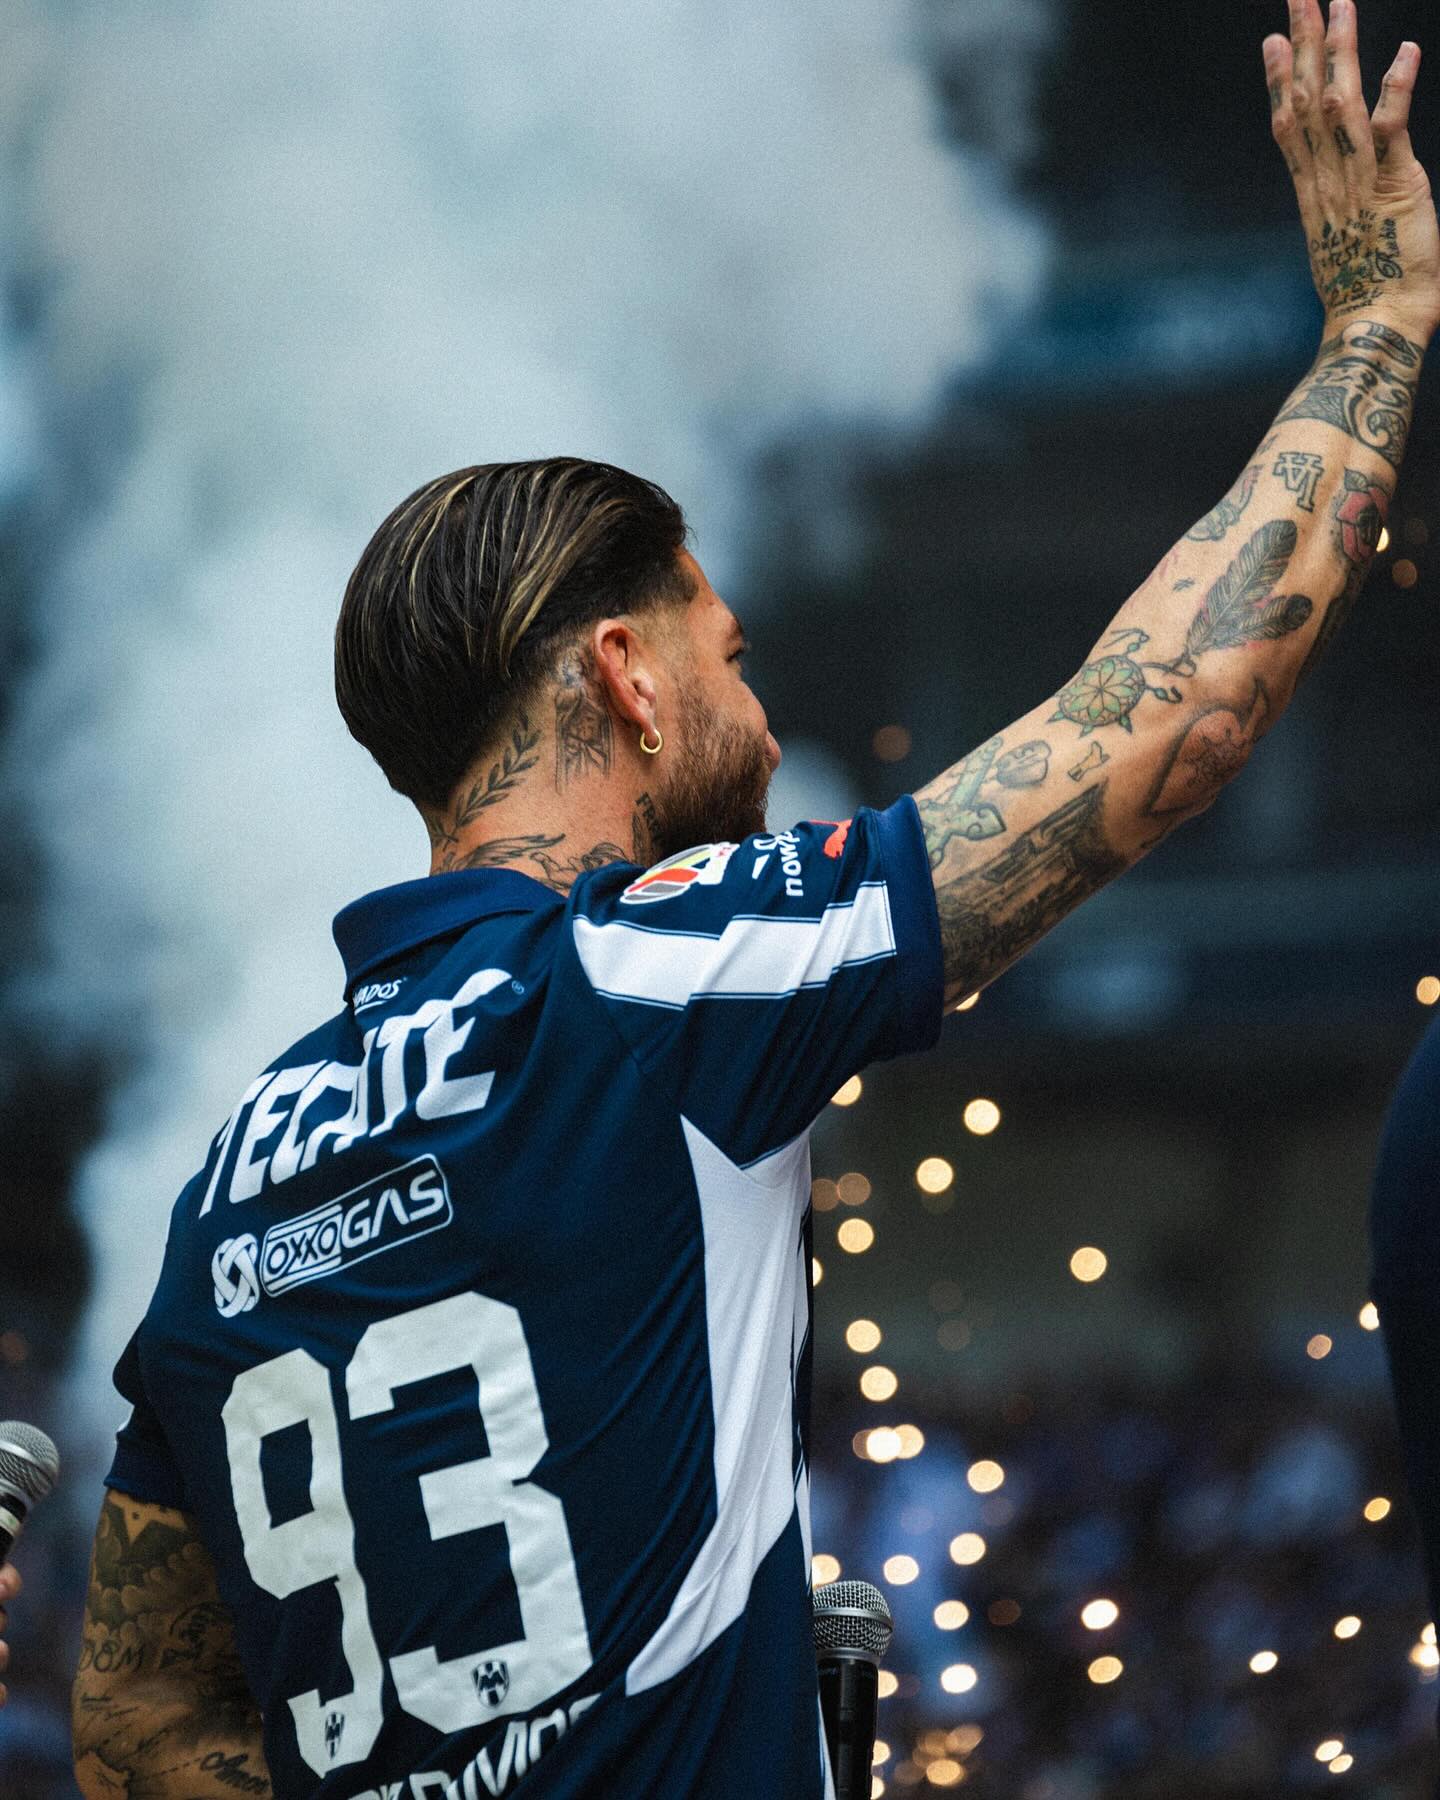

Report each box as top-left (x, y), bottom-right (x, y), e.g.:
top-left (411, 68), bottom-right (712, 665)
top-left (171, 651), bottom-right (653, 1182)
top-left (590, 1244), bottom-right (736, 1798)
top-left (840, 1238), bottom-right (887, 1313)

top-left (333, 869), bottom-right (558, 996)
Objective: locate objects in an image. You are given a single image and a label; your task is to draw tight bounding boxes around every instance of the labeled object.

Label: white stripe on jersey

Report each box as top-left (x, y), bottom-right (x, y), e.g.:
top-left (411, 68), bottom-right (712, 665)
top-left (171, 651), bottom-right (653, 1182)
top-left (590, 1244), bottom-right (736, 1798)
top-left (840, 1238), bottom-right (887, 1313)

top-left (572, 883), bottom-right (897, 1009)
top-left (625, 1120), bottom-right (811, 1696)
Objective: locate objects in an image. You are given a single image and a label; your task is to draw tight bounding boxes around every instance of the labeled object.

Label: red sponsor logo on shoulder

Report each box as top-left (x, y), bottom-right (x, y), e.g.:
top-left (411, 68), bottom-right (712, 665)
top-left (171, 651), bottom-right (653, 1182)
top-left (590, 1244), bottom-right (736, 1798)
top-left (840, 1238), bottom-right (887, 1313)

top-left (810, 819), bottom-right (852, 860)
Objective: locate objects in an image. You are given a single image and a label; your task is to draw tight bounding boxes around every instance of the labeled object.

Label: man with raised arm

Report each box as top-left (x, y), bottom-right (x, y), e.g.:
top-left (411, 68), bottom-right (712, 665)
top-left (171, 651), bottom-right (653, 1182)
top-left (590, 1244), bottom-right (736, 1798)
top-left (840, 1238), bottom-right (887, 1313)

top-left (68, 5), bottom-right (1438, 1797)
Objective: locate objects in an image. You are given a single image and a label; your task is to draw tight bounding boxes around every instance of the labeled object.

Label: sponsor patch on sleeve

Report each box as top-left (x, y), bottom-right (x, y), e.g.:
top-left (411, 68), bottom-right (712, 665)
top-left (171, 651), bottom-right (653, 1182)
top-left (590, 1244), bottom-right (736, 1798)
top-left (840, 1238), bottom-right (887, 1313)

top-left (620, 842), bottom-right (737, 905)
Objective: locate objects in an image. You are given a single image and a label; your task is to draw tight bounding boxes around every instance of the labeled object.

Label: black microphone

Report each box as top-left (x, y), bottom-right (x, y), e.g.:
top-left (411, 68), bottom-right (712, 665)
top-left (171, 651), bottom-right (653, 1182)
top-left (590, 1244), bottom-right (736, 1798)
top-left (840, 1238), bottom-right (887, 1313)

top-left (812, 1578), bottom-right (893, 1800)
top-left (0, 1423), bottom-right (60, 1561)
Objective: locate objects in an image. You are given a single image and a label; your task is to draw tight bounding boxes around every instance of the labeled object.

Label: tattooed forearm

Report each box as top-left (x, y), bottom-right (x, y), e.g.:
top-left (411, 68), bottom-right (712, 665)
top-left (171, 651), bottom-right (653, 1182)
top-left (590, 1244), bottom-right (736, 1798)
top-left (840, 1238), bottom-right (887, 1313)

top-left (74, 1496), bottom-right (271, 1800)
top-left (1143, 679), bottom-right (1272, 825)
top-left (913, 735), bottom-right (1051, 867)
top-left (1296, 464), bottom-right (1394, 680)
top-left (927, 785), bottom-right (1126, 1001)
top-left (1186, 465), bottom-right (1260, 542)
top-left (1273, 450), bottom-right (1325, 512)
top-left (554, 650), bottom-right (613, 788)
top-left (1275, 318), bottom-right (1422, 469)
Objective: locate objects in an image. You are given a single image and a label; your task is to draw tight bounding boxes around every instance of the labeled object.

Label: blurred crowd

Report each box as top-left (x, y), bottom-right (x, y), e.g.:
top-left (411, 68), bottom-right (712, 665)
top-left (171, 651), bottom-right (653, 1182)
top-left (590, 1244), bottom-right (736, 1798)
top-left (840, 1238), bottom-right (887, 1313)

top-left (813, 1356), bottom-right (1434, 1798)
top-left (0, 1356), bottom-right (1434, 1798)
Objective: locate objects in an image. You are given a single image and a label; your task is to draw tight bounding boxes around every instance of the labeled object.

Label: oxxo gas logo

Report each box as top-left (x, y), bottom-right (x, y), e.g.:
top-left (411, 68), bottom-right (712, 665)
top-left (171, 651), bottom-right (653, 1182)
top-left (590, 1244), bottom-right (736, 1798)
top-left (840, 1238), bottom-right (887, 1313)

top-left (211, 1157), bottom-right (452, 1315)
top-left (620, 842), bottom-right (736, 905)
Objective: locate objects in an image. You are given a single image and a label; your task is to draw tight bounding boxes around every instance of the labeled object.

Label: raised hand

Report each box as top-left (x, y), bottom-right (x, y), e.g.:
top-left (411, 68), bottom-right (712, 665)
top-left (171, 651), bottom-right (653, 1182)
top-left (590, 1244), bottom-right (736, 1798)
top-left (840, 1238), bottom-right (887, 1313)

top-left (1267, 0), bottom-right (1440, 343)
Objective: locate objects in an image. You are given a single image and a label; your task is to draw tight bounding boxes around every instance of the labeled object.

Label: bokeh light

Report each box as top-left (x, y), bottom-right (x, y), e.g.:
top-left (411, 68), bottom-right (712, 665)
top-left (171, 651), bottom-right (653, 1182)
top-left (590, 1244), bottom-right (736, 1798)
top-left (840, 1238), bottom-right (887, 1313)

top-left (940, 1663), bottom-right (977, 1694)
top-left (1418, 975), bottom-right (1440, 1006)
top-left (1249, 1650), bottom-right (1278, 1674)
top-left (877, 1671), bottom-right (898, 1699)
top-left (839, 1218), bottom-right (876, 1254)
top-left (1314, 1739), bottom-right (1344, 1762)
top-left (846, 1318), bottom-right (883, 1353)
top-left (812, 1554), bottom-right (840, 1584)
top-left (1081, 1598), bottom-right (1119, 1630)
top-left (811, 1257), bottom-right (823, 1286)
top-left (934, 1600), bottom-right (970, 1630)
top-left (1070, 1246), bottom-right (1108, 1282)
top-left (966, 1459), bottom-right (1005, 1493)
top-left (811, 1178), bottom-right (840, 1212)
top-left (1333, 1615), bottom-right (1361, 1640)
top-left (949, 1532), bottom-right (986, 1566)
top-left (1329, 1754), bottom-right (1354, 1774)
top-left (872, 724), bottom-right (912, 762)
top-left (963, 1098), bottom-right (1001, 1136)
top-left (954, 992), bottom-right (980, 1012)
top-left (895, 1424), bottom-right (926, 1459)
top-left (861, 1365), bottom-right (899, 1402)
top-left (1306, 1333), bottom-right (1333, 1360)
top-left (1087, 1656), bottom-right (1123, 1685)
top-left (1364, 1496), bottom-right (1391, 1522)
top-left (915, 1157), bottom-right (954, 1194)
top-left (831, 1076), bottom-right (863, 1106)
top-left (883, 1554), bottom-right (919, 1585)
top-left (924, 1759), bottom-right (963, 1786)
top-left (866, 1427), bottom-right (902, 1464)
top-left (838, 1171), bottom-right (872, 1207)
top-left (1358, 1300), bottom-right (1380, 1330)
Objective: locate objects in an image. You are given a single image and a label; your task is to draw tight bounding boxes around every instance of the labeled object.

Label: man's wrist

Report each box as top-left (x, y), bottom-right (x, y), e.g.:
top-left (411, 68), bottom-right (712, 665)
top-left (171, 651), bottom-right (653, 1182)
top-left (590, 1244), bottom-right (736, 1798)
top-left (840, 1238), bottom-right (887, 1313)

top-left (1320, 309), bottom-right (1432, 362)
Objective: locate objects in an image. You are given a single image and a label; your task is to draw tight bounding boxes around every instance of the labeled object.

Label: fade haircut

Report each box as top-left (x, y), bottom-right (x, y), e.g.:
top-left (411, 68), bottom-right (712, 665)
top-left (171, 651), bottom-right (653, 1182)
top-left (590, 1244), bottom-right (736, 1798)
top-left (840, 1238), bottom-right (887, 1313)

top-left (335, 458), bottom-right (692, 809)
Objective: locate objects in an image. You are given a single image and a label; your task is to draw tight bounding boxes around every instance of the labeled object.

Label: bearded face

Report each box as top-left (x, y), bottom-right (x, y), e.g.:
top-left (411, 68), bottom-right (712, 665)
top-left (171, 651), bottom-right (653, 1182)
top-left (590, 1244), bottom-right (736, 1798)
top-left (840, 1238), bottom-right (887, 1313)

top-left (645, 674), bottom-right (772, 863)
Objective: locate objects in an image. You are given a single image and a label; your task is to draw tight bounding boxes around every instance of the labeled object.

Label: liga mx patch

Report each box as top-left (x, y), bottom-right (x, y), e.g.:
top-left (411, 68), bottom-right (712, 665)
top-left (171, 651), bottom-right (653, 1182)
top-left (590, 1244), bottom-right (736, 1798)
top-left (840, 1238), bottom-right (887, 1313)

top-left (620, 842), bottom-right (737, 905)
top-left (211, 1156), bottom-right (452, 1314)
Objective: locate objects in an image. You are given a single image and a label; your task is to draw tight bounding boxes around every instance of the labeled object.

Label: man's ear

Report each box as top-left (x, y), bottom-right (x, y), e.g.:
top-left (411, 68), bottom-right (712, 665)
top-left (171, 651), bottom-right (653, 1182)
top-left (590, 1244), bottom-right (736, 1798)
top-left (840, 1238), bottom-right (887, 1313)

top-left (591, 617), bottom-right (662, 737)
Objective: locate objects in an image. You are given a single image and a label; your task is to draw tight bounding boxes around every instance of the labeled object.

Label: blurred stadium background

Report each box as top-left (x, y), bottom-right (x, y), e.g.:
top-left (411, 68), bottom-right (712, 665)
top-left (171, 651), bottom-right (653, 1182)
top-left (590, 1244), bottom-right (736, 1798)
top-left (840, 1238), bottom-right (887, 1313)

top-left (2, 0), bottom-right (1438, 1794)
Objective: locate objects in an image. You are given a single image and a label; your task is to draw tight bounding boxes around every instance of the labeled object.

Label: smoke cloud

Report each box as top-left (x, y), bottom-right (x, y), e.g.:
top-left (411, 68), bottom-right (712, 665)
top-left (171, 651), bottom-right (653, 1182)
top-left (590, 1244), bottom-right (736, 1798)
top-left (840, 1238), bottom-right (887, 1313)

top-left (0, 0), bottom-right (1053, 1433)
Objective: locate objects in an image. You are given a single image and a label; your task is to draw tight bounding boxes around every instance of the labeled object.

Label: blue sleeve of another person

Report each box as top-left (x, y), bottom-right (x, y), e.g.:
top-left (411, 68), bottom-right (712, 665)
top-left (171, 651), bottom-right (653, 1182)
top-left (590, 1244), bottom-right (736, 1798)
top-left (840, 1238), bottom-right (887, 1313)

top-left (567, 798), bottom-right (943, 1167)
top-left (1370, 1017), bottom-right (1440, 1636)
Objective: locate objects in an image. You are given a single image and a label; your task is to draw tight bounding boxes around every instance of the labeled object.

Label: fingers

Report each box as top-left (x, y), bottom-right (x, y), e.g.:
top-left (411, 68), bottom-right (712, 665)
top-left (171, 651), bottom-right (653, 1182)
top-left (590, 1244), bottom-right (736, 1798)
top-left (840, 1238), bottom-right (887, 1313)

top-left (1321, 1), bottom-right (1377, 177)
top-left (1373, 41), bottom-right (1422, 169)
top-left (1268, 35), bottom-right (1302, 172)
top-left (0, 1565), bottom-right (19, 1706)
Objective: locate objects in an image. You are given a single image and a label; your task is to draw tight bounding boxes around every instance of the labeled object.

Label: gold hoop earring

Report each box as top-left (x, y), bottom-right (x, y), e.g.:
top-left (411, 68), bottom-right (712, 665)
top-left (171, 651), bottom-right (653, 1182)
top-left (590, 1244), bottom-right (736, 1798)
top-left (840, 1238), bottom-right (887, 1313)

top-left (640, 727), bottom-right (663, 755)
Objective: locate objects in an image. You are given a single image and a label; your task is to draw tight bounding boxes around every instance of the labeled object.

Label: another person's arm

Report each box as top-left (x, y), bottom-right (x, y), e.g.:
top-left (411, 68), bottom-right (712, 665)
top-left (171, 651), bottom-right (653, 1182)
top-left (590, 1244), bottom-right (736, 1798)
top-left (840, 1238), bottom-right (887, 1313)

top-left (72, 1490), bottom-right (271, 1800)
top-left (917, 0), bottom-right (1439, 1005)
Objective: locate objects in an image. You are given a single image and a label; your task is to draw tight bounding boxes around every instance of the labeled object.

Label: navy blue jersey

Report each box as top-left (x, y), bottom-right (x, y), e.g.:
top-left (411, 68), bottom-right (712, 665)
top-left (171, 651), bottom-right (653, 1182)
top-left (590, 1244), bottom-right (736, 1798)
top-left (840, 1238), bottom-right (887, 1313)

top-left (106, 801), bottom-right (941, 1800)
top-left (1371, 1016), bottom-right (1440, 1722)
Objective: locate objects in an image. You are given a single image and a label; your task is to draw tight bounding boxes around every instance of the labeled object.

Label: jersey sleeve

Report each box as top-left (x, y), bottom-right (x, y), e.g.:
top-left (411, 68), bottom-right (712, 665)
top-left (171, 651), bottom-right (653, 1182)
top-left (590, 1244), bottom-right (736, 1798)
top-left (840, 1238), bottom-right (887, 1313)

top-left (569, 797), bottom-right (943, 1165)
top-left (104, 1325), bottom-right (191, 1511)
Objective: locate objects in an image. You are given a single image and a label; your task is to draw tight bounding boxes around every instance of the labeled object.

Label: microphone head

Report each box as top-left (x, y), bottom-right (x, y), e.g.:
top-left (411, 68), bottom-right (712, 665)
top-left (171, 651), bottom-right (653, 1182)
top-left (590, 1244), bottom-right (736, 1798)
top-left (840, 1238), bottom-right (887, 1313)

top-left (0, 1423), bottom-right (60, 1505)
top-left (812, 1578), bottom-right (894, 1664)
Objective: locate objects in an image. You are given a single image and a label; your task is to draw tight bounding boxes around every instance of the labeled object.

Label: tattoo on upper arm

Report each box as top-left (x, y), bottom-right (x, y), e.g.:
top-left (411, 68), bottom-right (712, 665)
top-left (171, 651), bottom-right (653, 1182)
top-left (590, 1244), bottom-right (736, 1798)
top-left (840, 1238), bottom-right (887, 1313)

top-left (554, 651), bottom-right (613, 788)
top-left (1186, 464), bottom-right (1261, 542)
top-left (913, 735), bottom-right (1050, 866)
top-left (1276, 320), bottom-right (1420, 467)
top-left (76, 1497), bottom-right (269, 1798)
top-left (929, 784), bottom-right (1125, 995)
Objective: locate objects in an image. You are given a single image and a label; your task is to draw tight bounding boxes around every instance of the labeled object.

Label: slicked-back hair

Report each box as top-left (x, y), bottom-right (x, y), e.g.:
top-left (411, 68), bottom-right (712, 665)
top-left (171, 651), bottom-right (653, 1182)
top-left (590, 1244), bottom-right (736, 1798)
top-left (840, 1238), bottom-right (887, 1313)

top-left (335, 458), bottom-right (692, 809)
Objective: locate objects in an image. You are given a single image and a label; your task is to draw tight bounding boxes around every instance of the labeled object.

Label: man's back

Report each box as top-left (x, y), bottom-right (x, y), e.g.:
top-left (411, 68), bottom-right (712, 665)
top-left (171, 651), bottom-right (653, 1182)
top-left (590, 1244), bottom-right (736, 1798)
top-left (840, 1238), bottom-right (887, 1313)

top-left (105, 807), bottom-right (941, 1799)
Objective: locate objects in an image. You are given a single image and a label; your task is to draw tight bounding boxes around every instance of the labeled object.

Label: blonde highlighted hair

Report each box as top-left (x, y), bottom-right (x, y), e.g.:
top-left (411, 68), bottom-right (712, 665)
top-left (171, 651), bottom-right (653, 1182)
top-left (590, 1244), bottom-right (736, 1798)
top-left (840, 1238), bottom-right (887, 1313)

top-left (335, 458), bottom-right (691, 807)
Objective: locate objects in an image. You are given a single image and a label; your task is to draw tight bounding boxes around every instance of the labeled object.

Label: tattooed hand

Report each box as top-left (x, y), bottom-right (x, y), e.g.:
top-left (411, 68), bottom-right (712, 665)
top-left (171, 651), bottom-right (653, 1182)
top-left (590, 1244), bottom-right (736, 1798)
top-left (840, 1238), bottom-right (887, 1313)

top-left (0, 1561), bottom-right (21, 1706)
top-left (1267, 0), bottom-right (1439, 342)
